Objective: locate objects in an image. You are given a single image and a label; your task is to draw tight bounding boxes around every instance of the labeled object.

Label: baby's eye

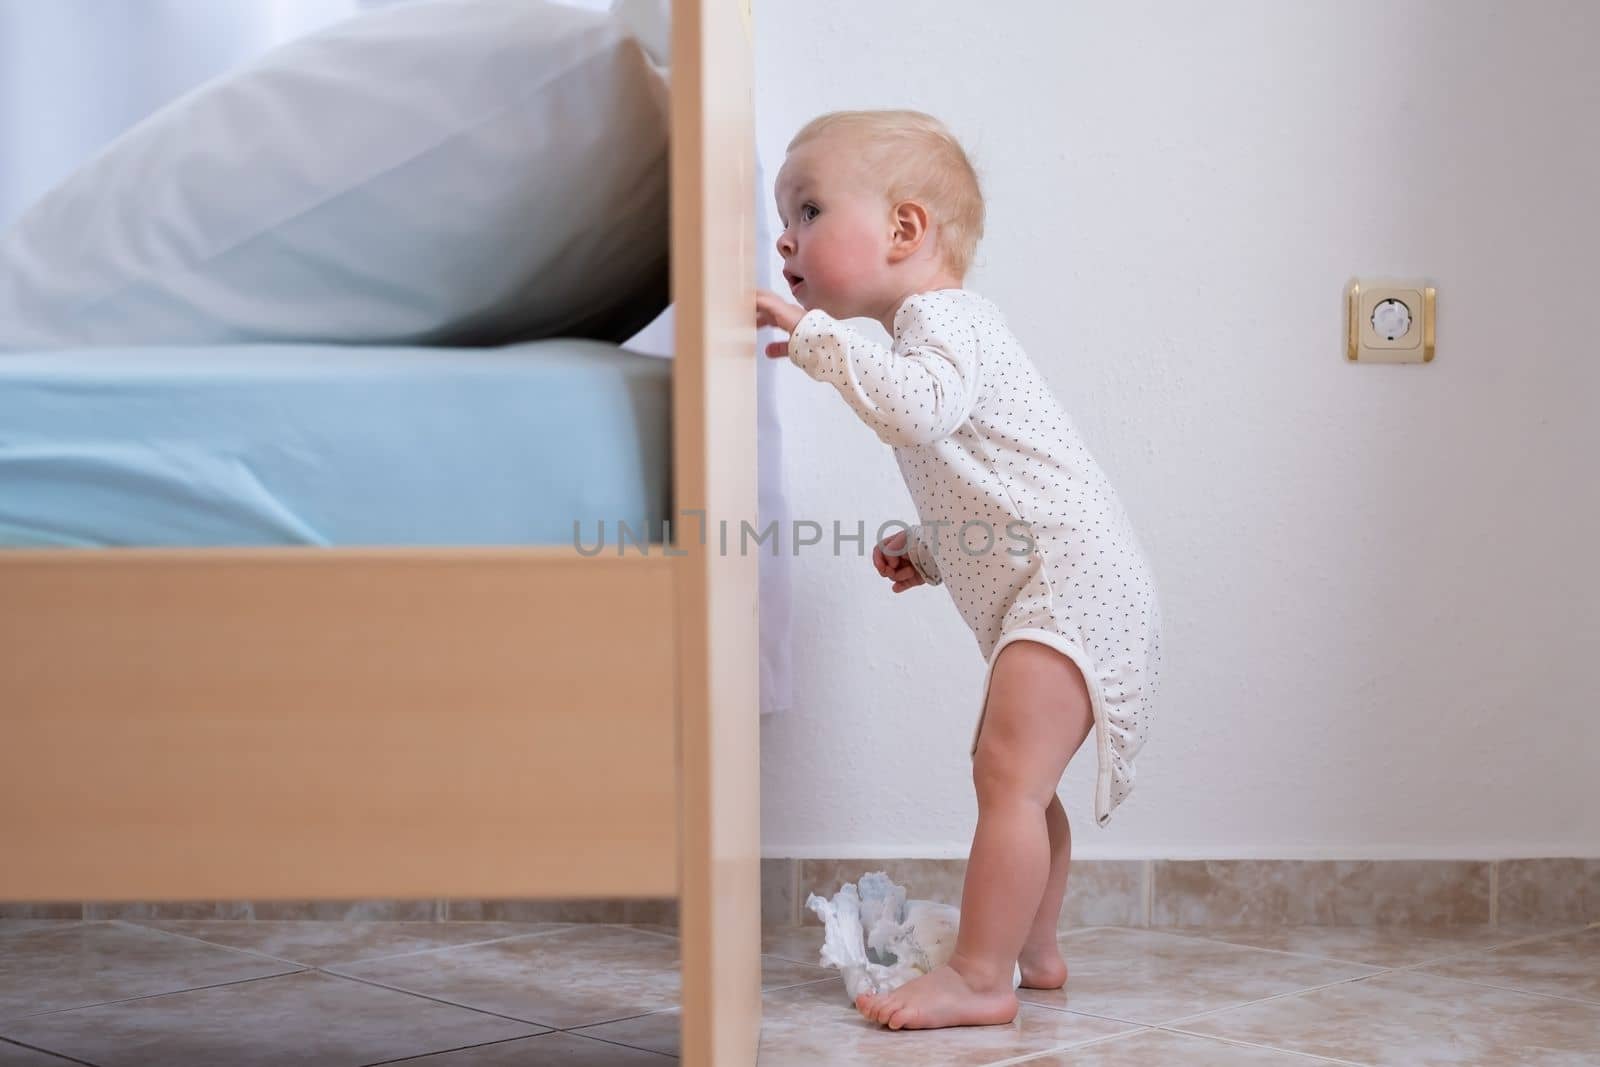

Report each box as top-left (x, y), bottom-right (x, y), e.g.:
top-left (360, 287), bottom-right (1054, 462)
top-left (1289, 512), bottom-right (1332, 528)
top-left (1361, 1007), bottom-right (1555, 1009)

top-left (800, 203), bottom-right (820, 222)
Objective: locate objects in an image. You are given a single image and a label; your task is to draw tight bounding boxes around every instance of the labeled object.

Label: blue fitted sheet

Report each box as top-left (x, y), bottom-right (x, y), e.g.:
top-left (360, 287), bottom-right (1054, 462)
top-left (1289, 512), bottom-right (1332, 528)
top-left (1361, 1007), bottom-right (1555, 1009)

top-left (0, 340), bottom-right (671, 547)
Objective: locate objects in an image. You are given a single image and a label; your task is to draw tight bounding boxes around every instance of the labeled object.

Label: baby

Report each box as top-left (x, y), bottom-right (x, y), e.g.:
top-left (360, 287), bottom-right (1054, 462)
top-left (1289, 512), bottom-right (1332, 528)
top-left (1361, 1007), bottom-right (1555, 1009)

top-left (756, 110), bottom-right (1163, 1031)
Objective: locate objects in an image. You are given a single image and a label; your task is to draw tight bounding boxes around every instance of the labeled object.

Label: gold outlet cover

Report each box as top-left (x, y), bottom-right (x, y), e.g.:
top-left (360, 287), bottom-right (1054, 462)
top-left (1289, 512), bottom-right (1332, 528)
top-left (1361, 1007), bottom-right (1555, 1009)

top-left (1346, 278), bottom-right (1436, 364)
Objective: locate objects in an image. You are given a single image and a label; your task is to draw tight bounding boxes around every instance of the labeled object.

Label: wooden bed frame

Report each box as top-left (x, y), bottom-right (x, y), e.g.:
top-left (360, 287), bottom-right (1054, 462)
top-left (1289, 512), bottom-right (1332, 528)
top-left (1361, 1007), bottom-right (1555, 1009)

top-left (0, 1), bottom-right (760, 1062)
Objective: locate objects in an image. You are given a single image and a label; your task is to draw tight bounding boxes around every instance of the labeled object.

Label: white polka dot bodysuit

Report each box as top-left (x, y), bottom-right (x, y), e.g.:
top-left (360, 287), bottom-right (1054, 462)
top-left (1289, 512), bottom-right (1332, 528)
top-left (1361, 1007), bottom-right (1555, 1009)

top-left (788, 288), bottom-right (1162, 827)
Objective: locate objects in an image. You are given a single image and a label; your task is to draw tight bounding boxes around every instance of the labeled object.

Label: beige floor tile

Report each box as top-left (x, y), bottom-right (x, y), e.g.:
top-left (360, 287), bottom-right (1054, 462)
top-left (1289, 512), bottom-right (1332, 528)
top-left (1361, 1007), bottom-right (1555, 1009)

top-left (249, 900), bottom-right (440, 922)
top-left (761, 923), bottom-right (823, 965)
top-left (445, 900), bottom-right (629, 923)
top-left (1413, 926), bottom-right (1600, 1005)
top-left (575, 972), bottom-right (838, 1059)
top-left (0, 970), bottom-right (545, 1067)
top-left (85, 901), bottom-right (255, 921)
top-left (584, 973), bottom-right (1151, 1061)
top-left (1152, 923), bottom-right (1565, 968)
top-left (760, 956), bottom-right (834, 989)
top-left (573, 1009), bottom-right (682, 1057)
top-left (382, 1031), bottom-right (672, 1064)
top-left (0, 1039), bottom-right (80, 1066)
top-left (0, 923), bottom-right (78, 938)
top-left (1015, 1026), bottom-right (1351, 1064)
top-left (331, 925), bottom-right (681, 1030)
top-left (334, 923), bottom-right (829, 1033)
top-left (0, 922), bottom-right (297, 1021)
top-left (1176, 969), bottom-right (1600, 1065)
top-left (129, 919), bottom-right (563, 967)
top-left (758, 923), bottom-right (878, 992)
top-left (758, 977), bottom-right (1139, 1067)
top-left (626, 923), bottom-right (680, 939)
top-left (1017, 928), bottom-right (1379, 1025)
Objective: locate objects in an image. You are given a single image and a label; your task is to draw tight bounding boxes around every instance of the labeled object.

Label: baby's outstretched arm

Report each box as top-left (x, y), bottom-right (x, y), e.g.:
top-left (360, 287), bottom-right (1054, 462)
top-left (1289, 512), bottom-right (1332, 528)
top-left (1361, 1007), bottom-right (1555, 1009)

top-left (755, 291), bottom-right (980, 448)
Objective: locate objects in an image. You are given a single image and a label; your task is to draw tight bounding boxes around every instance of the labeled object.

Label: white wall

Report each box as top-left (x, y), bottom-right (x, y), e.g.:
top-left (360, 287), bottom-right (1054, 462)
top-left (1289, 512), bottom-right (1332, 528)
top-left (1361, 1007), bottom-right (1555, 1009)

top-left (755, 0), bottom-right (1600, 860)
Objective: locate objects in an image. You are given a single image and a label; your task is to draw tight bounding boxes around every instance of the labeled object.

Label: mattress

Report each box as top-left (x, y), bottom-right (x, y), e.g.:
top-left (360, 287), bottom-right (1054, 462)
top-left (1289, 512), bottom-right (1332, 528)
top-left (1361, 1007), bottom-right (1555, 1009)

top-left (0, 340), bottom-right (671, 548)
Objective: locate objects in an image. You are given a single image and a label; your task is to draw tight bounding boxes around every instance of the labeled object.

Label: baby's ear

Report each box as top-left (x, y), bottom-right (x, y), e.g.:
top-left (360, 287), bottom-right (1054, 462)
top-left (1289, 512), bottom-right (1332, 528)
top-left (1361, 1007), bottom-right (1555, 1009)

top-left (888, 200), bottom-right (932, 263)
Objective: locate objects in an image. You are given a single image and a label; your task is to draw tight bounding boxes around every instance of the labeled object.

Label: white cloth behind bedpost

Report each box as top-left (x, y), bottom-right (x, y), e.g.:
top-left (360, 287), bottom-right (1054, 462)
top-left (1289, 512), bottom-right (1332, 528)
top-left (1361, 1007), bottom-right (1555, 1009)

top-left (751, 156), bottom-right (796, 716)
top-left (612, 0), bottom-right (794, 716)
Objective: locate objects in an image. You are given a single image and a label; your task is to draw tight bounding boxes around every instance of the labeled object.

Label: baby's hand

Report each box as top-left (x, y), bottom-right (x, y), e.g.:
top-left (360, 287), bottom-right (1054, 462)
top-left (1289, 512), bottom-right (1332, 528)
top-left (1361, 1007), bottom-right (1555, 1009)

top-left (873, 530), bottom-right (926, 594)
top-left (755, 289), bottom-right (805, 359)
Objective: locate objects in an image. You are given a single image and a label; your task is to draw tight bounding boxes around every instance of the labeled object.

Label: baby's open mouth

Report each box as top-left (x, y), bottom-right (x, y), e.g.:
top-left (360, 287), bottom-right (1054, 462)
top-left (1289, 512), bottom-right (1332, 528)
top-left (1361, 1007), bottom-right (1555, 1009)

top-left (784, 270), bottom-right (805, 290)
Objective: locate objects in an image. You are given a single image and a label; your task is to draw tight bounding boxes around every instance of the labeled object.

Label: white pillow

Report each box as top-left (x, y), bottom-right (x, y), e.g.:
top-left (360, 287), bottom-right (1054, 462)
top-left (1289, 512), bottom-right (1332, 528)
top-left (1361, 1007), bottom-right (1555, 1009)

top-left (0, 0), bottom-right (670, 349)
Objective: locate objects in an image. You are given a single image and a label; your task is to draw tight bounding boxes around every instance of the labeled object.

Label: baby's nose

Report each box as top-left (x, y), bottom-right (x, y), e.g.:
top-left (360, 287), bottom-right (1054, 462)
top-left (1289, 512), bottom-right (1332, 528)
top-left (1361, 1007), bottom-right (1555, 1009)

top-left (775, 230), bottom-right (796, 257)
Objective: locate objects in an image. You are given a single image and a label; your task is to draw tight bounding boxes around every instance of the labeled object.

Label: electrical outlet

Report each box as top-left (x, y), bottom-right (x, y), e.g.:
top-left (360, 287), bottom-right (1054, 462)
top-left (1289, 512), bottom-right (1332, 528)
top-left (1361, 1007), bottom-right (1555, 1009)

top-left (1346, 279), bottom-right (1436, 364)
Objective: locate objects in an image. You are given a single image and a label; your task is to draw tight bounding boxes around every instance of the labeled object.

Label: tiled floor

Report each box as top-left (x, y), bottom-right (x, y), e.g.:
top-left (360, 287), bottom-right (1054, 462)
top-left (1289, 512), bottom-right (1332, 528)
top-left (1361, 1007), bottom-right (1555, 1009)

top-left (1, 918), bottom-right (1595, 1065)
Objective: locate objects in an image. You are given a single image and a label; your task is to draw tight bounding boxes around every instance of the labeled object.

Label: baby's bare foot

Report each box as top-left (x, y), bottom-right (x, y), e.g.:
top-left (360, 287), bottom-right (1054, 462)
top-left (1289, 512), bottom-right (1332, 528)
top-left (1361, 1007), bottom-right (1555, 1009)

top-left (854, 963), bottom-right (1019, 1030)
top-left (1017, 942), bottom-right (1068, 990)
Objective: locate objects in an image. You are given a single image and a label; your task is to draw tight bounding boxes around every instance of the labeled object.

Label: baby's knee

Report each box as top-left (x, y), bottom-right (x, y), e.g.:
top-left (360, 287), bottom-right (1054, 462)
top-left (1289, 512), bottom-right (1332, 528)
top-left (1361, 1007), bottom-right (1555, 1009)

top-left (972, 745), bottom-right (1052, 808)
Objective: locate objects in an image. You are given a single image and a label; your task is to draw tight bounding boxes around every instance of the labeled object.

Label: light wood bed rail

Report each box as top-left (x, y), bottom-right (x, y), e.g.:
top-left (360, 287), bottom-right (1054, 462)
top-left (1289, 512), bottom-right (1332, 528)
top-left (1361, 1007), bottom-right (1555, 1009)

top-left (0, 0), bottom-right (760, 1061)
top-left (672, 0), bottom-right (762, 1061)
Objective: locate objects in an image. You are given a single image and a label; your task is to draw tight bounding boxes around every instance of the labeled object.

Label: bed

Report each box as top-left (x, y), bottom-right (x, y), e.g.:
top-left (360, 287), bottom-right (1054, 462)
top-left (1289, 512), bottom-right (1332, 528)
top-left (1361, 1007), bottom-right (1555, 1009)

top-left (0, 0), bottom-right (761, 1063)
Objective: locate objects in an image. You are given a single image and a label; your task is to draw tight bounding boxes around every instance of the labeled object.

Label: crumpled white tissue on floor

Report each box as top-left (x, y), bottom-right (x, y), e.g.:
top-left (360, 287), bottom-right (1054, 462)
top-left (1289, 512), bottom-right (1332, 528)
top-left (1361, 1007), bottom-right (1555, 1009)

top-left (805, 871), bottom-right (1021, 1002)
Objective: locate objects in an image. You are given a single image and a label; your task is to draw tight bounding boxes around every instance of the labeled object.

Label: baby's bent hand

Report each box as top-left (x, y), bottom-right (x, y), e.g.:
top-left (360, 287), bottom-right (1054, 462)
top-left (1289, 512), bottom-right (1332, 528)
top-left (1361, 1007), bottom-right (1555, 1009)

top-left (873, 530), bottom-right (926, 594)
top-left (755, 289), bottom-right (805, 359)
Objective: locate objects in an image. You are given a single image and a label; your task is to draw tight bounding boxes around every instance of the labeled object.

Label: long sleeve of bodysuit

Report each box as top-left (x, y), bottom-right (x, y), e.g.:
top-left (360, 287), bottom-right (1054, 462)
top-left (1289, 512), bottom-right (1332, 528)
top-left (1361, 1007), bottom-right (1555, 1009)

top-left (904, 527), bottom-right (943, 586)
top-left (786, 295), bottom-right (981, 449)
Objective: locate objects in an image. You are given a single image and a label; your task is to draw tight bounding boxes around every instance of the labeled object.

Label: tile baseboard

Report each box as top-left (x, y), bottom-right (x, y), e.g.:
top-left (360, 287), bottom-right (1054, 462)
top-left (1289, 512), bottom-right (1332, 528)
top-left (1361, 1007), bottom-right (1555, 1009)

top-left (772, 857), bottom-right (1600, 930)
top-left (6, 858), bottom-right (1593, 929)
top-left (0, 898), bottom-right (673, 925)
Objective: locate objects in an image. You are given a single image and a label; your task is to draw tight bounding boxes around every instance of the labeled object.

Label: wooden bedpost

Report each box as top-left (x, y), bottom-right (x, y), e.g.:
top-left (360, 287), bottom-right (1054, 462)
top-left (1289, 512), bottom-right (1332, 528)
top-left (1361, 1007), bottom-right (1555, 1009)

top-left (672, 0), bottom-right (762, 1063)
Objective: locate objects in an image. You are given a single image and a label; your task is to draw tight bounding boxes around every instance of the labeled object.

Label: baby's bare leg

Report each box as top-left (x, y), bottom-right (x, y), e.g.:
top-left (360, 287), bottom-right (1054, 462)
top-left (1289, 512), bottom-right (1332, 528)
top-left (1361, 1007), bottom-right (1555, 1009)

top-left (855, 640), bottom-right (1094, 1029)
top-left (1016, 795), bottom-right (1072, 988)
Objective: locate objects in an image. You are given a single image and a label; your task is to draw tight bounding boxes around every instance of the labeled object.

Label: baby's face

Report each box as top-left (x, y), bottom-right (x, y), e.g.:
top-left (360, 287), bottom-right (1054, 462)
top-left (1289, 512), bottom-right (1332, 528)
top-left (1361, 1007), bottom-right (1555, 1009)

top-left (773, 136), bottom-right (894, 320)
